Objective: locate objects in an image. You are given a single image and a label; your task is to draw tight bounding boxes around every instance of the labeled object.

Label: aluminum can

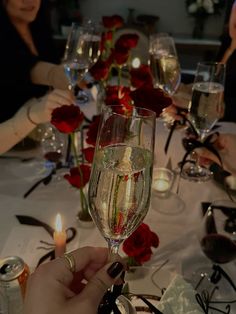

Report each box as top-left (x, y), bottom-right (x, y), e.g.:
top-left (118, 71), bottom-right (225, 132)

top-left (0, 256), bottom-right (30, 314)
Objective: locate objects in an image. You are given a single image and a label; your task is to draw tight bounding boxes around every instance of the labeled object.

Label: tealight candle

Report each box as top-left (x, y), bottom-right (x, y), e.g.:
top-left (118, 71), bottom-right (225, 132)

top-left (152, 168), bottom-right (174, 196)
top-left (53, 213), bottom-right (67, 258)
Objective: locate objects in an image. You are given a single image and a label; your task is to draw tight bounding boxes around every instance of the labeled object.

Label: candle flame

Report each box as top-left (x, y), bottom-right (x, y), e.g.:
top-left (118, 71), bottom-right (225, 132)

top-left (55, 213), bottom-right (63, 232)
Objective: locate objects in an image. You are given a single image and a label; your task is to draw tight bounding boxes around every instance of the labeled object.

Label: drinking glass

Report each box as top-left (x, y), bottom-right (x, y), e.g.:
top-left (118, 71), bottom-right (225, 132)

top-left (76, 20), bottom-right (102, 104)
top-left (149, 34), bottom-right (181, 96)
top-left (63, 23), bottom-right (101, 100)
top-left (181, 62), bottom-right (225, 182)
top-left (88, 105), bottom-right (156, 260)
top-left (200, 200), bottom-right (236, 265)
top-left (189, 200), bottom-right (236, 299)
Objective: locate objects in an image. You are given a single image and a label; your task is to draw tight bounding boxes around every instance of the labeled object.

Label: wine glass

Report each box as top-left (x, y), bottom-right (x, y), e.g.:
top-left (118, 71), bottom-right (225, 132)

top-left (149, 34), bottom-right (181, 96)
top-left (76, 20), bottom-right (102, 104)
top-left (88, 105), bottom-right (156, 260)
top-left (181, 62), bottom-right (225, 182)
top-left (200, 200), bottom-right (236, 265)
top-left (63, 23), bottom-right (101, 101)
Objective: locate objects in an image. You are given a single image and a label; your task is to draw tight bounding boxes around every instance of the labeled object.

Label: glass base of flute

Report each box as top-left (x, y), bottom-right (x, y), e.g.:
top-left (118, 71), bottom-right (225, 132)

top-left (75, 88), bottom-right (90, 105)
top-left (180, 151), bottom-right (213, 182)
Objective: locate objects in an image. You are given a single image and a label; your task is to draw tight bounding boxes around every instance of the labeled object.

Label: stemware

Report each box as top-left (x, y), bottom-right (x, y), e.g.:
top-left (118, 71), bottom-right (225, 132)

top-left (149, 33), bottom-right (181, 96)
top-left (200, 200), bottom-right (236, 265)
top-left (63, 23), bottom-right (101, 102)
top-left (185, 200), bottom-right (236, 302)
top-left (181, 62), bottom-right (225, 182)
top-left (88, 105), bottom-right (156, 260)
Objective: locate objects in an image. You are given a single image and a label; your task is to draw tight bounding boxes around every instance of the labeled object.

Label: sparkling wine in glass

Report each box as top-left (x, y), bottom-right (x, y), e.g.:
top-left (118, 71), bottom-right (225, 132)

top-left (149, 34), bottom-right (181, 96)
top-left (181, 62), bottom-right (225, 182)
top-left (88, 105), bottom-right (156, 260)
top-left (63, 23), bottom-right (99, 94)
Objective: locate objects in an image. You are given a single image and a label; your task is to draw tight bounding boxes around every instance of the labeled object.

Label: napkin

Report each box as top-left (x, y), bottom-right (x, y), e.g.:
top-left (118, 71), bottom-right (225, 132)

top-left (225, 175), bottom-right (236, 190)
top-left (156, 275), bottom-right (203, 314)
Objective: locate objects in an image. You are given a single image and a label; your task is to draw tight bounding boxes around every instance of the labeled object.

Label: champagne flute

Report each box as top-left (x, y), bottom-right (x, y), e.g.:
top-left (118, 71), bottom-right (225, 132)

top-left (181, 62), bottom-right (225, 182)
top-left (149, 34), bottom-right (181, 96)
top-left (88, 105), bottom-right (156, 260)
top-left (76, 20), bottom-right (102, 104)
top-left (63, 23), bottom-right (101, 97)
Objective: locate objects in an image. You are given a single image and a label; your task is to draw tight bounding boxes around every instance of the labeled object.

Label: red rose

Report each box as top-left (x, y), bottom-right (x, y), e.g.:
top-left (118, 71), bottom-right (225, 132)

top-left (102, 15), bottom-right (124, 29)
top-left (112, 46), bottom-right (129, 65)
top-left (105, 86), bottom-right (132, 110)
top-left (115, 34), bottom-right (139, 50)
top-left (64, 164), bottom-right (91, 189)
top-left (130, 65), bottom-right (153, 89)
top-left (130, 87), bottom-right (173, 117)
top-left (90, 58), bottom-right (110, 81)
top-left (51, 105), bottom-right (84, 134)
top-left (123, 223), bottom-right (159, 264)
top-left (82, 147), bottom-right (95, 163)
top-left (86, 115), bottom-right (101, 146)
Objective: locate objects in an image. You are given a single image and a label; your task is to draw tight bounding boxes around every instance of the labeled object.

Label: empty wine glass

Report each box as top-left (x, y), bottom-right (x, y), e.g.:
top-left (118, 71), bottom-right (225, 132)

top-left (181, 62), bottom-right (225, 182)
top-left (88, 105), bottom-right (156, 260)
top-left (149, 34), bottom-right (181, 96)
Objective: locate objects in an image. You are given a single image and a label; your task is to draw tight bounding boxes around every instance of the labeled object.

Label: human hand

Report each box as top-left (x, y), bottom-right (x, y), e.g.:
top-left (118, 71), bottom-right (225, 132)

top-left (24, 246), bottom-right (125, 314)
top-left (29, 89), bottom-right (75, 124)
top-left (196, 133), bottom-right (236, 176)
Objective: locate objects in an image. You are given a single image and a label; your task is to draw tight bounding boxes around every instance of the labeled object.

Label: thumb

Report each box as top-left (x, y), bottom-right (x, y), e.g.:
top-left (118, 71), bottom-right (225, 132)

top-left (70, 261), bottom-right (124, 311)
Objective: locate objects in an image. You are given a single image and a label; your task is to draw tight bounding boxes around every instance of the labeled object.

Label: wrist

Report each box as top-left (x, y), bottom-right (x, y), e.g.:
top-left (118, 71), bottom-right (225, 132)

top-left (27, 105), bottom-right (38, 126)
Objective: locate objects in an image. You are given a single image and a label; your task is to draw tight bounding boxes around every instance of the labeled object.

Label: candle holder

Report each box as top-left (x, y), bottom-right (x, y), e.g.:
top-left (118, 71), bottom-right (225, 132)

top-left (152, 167), bottom-right (185, 215)
top-left (152, 167), bottom-right (174, 198)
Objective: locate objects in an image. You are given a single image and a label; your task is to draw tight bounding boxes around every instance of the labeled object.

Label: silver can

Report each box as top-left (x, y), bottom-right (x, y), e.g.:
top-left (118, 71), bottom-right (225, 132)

top-left (0, 256), bottom-right (29, 314)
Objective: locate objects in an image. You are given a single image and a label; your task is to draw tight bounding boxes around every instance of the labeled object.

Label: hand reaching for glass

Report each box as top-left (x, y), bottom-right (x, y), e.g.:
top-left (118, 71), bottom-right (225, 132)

top-left (24, 247), bottom-right (125, 314)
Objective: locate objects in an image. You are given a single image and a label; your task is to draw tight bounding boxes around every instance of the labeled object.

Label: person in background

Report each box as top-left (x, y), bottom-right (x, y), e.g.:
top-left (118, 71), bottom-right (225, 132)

top-left (216, 0), bottom-right (236, 121)
top-left (0, 0), bottom-right (69, 123)
top-left (24, 246), bottom-right (125, 314)
top-left (0, 89), bottom-right (74, 154)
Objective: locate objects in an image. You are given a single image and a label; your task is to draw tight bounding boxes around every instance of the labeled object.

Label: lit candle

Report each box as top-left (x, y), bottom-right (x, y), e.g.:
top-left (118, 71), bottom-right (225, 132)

top-left (152, 168), bottom-right (174, 194)
top-left (53, 213), bottom-right (67, 258)
top-left (153, 178), bottom-right (170, 192)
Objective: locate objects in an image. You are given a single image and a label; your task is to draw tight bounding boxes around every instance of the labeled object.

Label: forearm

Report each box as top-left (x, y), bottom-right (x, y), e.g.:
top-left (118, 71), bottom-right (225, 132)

top-left (30, 61), bottom-right (69, 90)
top-left (0, 101), bottom-right (37, 154)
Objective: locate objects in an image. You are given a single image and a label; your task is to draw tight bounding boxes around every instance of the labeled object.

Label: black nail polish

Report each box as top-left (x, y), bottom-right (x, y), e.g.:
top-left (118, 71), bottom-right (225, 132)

top-left (107, 262), bottom-right (124, 278)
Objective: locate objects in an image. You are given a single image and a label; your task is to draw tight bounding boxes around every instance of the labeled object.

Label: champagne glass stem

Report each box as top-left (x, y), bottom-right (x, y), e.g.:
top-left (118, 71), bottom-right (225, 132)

top-left (107, 239), bottom-right (121, 262)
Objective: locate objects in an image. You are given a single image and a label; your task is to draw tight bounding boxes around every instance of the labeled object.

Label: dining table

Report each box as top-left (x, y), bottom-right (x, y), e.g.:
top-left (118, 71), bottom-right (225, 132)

top-left (0, 98), bottom-right (236, 313)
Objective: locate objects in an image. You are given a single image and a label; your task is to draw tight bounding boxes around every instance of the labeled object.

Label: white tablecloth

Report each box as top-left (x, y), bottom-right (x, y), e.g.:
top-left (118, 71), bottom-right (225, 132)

top-left (0, 102), bottom-right (235, 310)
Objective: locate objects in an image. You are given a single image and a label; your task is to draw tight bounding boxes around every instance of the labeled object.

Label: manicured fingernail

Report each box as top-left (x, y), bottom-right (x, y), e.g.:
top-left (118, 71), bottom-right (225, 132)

top-left (107, 262), bottom-right (124, 278)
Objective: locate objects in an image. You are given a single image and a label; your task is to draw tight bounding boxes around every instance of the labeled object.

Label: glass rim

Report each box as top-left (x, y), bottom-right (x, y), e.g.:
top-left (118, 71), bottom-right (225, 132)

top-left (197, 61), bottom-right (226, 67)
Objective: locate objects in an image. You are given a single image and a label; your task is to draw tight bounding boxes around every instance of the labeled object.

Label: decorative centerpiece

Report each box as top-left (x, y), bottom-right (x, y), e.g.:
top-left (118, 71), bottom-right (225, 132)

top-left (89, 14), bottom-right (173, 116)
top-left (185, 0), bottom-right (225, 38)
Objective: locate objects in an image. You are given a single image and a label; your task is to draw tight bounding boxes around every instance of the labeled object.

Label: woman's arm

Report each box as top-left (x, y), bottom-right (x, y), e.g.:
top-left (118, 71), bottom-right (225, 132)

top-left (0, 89), bottom-right (74, 154)
top-left (30, 61), bottom-right (69, 90)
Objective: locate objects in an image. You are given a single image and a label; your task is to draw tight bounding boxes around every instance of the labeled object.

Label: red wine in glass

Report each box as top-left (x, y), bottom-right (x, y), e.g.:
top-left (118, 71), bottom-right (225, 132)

top-left (201, 233), bottom-right (236, 264)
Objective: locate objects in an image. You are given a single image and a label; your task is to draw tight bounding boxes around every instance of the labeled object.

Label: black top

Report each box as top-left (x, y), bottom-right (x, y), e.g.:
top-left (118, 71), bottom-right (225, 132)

top-left (0, 0), bottom-right (60, 122)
